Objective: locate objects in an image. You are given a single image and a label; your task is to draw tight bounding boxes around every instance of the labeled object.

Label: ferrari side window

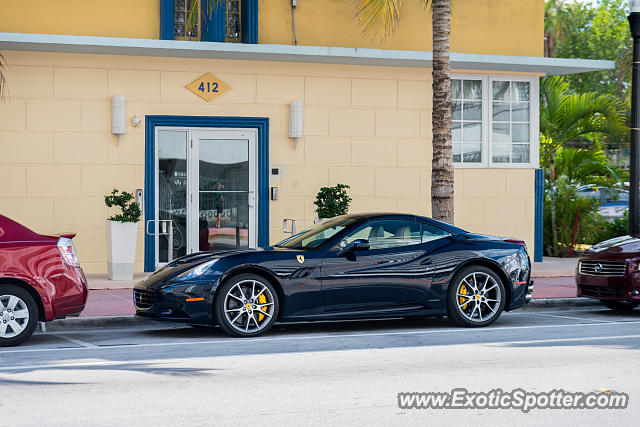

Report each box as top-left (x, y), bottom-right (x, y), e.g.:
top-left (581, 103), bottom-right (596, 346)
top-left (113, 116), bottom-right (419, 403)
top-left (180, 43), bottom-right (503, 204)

top-left (343, 220), bottom-right (422, 250)
top-left (421, 223), bottom-right (452, 243)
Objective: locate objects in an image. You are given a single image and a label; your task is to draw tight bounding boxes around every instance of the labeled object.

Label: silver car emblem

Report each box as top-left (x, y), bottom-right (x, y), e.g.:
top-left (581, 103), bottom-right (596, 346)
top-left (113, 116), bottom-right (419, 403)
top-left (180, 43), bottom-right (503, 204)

top-left (594, 263), bottom-right (603, 273)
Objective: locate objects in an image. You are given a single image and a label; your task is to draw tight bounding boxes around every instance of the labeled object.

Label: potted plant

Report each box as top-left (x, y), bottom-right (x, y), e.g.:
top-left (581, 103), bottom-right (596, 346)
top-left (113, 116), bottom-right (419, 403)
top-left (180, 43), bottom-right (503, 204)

top-left (105, 189), bottom-right (141, 280)
top-left (314, 183), bottom-right (352, 222)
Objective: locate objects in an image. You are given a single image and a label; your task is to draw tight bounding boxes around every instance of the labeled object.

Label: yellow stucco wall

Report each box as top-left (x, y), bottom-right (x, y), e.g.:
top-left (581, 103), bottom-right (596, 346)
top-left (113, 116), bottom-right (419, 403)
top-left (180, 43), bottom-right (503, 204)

top-left (0, 50), bottom-right (535, 274)
top-left (0, 0), bottom-right (159, 39)
top-left (260, 0), bottom-right (543, 57)
top-left (0, 0), bottom-right (543, 56)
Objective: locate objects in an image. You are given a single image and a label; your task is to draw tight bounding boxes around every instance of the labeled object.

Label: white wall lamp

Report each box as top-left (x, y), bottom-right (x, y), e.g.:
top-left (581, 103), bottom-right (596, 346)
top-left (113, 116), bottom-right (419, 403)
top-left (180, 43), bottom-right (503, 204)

top-left (111, 95), bottom-right (126, 136)
top-left (288, 100), bottom-right (303, 149)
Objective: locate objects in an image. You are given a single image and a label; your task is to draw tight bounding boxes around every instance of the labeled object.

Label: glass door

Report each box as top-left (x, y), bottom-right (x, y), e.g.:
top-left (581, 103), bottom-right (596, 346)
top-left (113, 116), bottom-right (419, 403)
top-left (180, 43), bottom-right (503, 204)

top-left (192, 129), bottom-right (257, 251)
top-left (152, 127), bottom-right (257, 269)
top-left (156, 129), bottom-right (189, 265)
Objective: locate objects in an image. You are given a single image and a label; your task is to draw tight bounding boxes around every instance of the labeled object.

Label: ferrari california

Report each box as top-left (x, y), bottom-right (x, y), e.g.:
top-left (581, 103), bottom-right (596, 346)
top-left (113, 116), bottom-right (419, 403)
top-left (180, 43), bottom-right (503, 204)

top-left (135, 213), bottom-right (533, 337)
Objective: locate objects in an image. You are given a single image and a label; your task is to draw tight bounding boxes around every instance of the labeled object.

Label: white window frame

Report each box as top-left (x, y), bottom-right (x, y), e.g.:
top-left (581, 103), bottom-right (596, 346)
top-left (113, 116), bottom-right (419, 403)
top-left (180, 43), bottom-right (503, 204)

top-left (451, 74), bottom-right (539, 169)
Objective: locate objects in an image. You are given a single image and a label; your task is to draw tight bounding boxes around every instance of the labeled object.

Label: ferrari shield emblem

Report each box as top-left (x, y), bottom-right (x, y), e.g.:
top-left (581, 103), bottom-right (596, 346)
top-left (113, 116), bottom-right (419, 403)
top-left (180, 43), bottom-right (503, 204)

top-left (296, 255), bottom-right (305, 264)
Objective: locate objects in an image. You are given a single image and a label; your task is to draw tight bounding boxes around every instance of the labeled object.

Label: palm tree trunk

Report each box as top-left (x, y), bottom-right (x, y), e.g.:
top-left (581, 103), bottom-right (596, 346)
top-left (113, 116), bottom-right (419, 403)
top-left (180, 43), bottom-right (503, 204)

top-left (0, 52), bottom-right (6, 98)
top-left (431, 0), bottom-right (454, 224)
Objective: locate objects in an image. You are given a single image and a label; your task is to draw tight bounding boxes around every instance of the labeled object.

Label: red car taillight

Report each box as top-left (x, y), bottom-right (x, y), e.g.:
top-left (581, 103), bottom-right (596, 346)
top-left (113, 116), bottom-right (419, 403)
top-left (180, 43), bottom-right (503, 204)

top-left (57, 237), bottom-right (80, 267)
top-left (505, 239), bottom-right (527, 252)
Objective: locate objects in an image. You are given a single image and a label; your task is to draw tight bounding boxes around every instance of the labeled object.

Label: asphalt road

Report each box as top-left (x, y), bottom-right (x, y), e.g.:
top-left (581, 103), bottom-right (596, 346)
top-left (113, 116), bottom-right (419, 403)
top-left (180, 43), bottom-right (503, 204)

top-left (1, 306), bottom-right (639, 426)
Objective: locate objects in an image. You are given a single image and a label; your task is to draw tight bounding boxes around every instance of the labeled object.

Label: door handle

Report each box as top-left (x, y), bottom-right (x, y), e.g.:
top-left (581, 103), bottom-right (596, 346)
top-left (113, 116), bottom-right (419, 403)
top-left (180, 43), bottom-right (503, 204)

top-left (420, 257), bottom-right (432, 265)
top-left (248, 190), bottom-right (255, 207)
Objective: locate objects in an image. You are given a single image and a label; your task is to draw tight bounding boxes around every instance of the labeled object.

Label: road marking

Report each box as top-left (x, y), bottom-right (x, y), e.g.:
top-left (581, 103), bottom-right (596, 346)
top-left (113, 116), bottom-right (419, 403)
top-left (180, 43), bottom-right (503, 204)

top-left (526, 312), bottom-right (614, 323)
top-left (2, 319), bottom-right (640, 356)
top-left (52, 335), bottom-right (99, 348)
top-left (1, 333), bottom-right (639, 372)
top-left (491, 334), bottom-right (640, 346)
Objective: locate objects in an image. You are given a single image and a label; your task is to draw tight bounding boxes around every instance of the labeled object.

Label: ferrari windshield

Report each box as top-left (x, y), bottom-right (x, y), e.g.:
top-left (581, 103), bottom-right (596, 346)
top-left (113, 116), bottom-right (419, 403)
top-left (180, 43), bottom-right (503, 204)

top-left (274, 216), bottom-right (360, 250)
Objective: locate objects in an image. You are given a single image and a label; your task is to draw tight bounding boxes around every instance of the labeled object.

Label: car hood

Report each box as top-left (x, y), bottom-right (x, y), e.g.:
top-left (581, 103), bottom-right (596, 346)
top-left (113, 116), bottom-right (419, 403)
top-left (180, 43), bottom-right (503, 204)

top-left (140, 248), bottom-right (265, 284)
top-left (583, 235), bottom-right (640, 257)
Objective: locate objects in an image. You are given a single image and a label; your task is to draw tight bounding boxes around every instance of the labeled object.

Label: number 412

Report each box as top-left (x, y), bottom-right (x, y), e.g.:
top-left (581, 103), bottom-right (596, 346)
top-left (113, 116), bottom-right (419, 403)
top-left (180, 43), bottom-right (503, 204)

top-left (198, 81), bottom-right (219, 93)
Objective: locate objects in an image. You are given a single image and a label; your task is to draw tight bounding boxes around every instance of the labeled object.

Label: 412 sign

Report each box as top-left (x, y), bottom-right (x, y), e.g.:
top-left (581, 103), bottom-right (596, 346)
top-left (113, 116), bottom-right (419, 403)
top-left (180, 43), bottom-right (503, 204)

top-left (185, 73), bottom-right (231, 102)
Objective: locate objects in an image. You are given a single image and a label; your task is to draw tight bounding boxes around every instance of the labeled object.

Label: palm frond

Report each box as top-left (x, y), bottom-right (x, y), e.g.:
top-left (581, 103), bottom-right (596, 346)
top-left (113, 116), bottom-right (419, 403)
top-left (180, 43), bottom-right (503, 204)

top-left (351, 0), bottom-right (403, 41)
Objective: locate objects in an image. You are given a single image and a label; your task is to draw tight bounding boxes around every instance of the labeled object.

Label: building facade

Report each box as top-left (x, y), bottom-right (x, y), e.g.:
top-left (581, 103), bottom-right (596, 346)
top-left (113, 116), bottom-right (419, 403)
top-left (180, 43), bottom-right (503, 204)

top-left (0, 0), bottom-right (611, 274)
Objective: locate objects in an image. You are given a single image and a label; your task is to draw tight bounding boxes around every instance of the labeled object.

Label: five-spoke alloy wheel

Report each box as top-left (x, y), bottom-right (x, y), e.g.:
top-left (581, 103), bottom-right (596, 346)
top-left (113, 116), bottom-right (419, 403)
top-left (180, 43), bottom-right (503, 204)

top-left (0, 284), bottom-right (38, 347)
top-left (214, 274), bottom-right (279, 337)
top-left (446, 266), bottom-right (506, 327)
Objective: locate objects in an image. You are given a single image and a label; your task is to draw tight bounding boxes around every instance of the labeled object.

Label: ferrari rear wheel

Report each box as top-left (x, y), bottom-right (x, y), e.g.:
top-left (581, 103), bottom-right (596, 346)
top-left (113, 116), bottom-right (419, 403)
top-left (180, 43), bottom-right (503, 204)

top-left (0, 284), bottom-right (38, 347)
top-left (215, 274), bottom-right (279, 337)
top-left (446, 266), bottom-right (506, 327)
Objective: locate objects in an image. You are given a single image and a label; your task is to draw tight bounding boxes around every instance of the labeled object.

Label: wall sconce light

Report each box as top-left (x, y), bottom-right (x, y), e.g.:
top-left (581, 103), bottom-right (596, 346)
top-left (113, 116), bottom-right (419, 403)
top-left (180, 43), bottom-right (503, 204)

top-left (288, 100), bottom-right (303, 148)
top-left (111, 95), bottom-right (126, 135)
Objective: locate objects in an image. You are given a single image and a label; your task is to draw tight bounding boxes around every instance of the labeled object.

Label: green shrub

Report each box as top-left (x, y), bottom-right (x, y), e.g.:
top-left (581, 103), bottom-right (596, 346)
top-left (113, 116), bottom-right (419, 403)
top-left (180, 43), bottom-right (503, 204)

top-left (314, 184), bottom-right (352, 218)
top-left (594, 210), bottom-right (629, 242)
top-left (105, 189), bottom-right (141, 223)
top-left (543, 178), bottom-right (603, 257)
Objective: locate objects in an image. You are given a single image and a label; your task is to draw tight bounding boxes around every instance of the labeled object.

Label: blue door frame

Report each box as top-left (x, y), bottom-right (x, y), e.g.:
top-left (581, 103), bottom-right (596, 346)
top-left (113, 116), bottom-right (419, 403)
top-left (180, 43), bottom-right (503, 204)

top-left (144, 115), bottom-right (269, 272)
top-left (534, 168), bottom-right (544, 262)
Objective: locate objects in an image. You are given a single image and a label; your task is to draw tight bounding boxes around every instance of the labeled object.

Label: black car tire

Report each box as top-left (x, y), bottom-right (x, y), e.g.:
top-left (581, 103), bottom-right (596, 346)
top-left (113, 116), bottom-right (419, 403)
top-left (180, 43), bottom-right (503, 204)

top-left (0, 284), bottom-right (39, 347)
top-left (214, 274), bottom-right (279, 337)
top-left (600, 300), bottom-right (639, 312)
top-left (446, 265), bottom-right (506, 328)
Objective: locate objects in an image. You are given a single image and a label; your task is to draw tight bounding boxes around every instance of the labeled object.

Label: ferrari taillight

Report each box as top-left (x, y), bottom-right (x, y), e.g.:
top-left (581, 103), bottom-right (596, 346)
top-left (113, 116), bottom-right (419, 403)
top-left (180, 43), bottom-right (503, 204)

top-left (57, 237), bottom-right (80, 267)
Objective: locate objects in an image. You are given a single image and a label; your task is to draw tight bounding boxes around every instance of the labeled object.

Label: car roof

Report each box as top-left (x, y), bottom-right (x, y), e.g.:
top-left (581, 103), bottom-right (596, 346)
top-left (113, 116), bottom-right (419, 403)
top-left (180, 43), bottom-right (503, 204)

top-left (341, 212), bottom-right (467, 234)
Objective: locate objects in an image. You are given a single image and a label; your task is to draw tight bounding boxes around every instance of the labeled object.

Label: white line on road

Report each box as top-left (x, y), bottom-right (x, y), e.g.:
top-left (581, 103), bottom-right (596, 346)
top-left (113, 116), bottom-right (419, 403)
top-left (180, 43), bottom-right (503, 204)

top-left (52, 335), bottom-right (99, 348)
top-left (1, 319), bottom-right (640, 356)
top-left (1, 334), bottom-right (639, 372)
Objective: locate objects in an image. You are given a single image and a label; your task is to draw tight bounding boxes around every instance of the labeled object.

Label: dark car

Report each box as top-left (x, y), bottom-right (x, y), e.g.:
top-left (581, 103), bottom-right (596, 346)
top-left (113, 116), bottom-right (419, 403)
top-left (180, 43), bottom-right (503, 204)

top-left (135, 213), bottom-right (533, 337)
top-left (0, 214), bottom-right (88, 346)
top-left (576, 235), bottom-right (640, 312)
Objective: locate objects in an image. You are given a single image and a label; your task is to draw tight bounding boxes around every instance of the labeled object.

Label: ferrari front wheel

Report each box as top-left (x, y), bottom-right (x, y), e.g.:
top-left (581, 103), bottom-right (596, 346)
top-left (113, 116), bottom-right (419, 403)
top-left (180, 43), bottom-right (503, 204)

top-left (214, 274), bottom-right (279, 337)
top-left (446, 266), bottom-right (506, 327)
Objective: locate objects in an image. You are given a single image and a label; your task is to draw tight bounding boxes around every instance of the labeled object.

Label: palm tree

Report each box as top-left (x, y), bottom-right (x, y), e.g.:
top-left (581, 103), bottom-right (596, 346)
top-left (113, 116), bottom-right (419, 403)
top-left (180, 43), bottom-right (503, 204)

top-left (540, 75), bottom-right (626, 255)
top-left (352, 0), bottom-right (454, 224)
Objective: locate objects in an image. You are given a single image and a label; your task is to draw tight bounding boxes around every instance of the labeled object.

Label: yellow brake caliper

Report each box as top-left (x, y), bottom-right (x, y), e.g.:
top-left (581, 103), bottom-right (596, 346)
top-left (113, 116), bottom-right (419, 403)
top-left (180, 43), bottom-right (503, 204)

top-left (257, 293), bottom-right (268, 321)
top-left (459, 284), bottom-right (469, 310)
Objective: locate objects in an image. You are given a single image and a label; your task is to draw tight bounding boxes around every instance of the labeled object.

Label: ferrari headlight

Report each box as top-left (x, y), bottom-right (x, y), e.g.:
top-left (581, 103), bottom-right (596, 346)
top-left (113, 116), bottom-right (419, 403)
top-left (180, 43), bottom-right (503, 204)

top-left (174, 259), bottom-right (218, 281)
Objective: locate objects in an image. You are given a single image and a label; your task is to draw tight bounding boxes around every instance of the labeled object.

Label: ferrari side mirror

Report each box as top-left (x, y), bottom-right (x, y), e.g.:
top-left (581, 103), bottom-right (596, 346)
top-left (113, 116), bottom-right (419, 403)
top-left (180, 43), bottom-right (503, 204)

top-left (337, 239), bottom-right (370, 257)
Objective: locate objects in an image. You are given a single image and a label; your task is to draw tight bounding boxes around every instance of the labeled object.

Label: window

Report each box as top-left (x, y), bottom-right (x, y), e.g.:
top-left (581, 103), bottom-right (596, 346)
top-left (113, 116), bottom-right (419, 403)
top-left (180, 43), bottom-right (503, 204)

top-left (452, 79), bottom-right (483, 164)
top-left (421, 223), bottom-right (451, 242)
top-left (450, 75), bottom-right (538, 168)
top-left (342, 220), bottom-right (422, 250)
top-left (275, 217), bottom-right (359, 250)
top-left (491, 80), bottom-right (531, 164)
top-left (226, 1), bottom-right (241, 42)
top-left (174, 0), bottom-right (200, 40)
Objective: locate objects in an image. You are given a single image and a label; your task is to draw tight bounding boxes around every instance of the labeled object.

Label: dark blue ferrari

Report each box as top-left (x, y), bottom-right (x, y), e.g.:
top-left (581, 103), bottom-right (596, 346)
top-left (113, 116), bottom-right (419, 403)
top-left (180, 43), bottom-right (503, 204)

top-left (134, 213), bottom-right (533, 337)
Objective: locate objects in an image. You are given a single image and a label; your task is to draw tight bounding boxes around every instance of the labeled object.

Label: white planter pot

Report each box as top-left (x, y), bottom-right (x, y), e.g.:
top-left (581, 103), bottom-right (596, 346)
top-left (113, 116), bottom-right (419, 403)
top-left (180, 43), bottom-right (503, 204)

top-left (106, 220), bottom-right (138, 281)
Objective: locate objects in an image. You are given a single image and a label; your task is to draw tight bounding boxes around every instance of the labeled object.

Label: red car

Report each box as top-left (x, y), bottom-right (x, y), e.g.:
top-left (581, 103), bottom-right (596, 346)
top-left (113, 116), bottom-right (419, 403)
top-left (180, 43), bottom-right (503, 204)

top-left (0, 214), bottom-right (88, 346)
top-left (576, 235), bottom-right (640, 312)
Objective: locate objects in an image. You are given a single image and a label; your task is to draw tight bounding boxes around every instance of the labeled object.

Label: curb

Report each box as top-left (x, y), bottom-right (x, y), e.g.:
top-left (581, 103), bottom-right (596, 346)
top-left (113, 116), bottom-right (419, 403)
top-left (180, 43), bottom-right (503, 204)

top-left (523, 297), bottom-right (600, 309)
top-left (42, 315), bottom-right (160, 331)
top-left (44, 297), bottom-right (601, 330)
